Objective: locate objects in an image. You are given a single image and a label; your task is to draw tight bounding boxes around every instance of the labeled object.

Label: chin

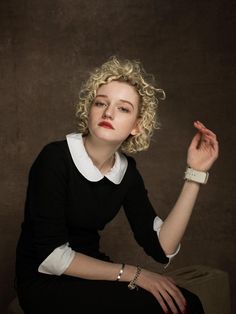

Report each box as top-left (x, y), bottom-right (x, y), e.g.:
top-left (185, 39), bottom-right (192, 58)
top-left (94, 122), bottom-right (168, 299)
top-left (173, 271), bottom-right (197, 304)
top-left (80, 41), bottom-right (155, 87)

top-left (93, 129), bottom-right (124, 143)
top-left (89, 125), bottom-right (130, 142)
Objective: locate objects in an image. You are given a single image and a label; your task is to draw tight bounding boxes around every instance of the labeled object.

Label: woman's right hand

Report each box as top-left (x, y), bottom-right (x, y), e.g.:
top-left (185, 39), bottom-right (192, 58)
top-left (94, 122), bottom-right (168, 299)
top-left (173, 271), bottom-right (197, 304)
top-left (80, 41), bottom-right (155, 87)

top-left (136, 269), bottom-right (187, 314)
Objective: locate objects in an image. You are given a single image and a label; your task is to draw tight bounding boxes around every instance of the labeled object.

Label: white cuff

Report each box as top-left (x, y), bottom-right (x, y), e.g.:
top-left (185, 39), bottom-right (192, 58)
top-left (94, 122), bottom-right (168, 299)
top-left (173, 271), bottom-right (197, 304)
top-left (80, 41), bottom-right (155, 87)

top-left (38, 242), bottom-right (75, 276)
top-left (153, 216), bottom-right (181, 268)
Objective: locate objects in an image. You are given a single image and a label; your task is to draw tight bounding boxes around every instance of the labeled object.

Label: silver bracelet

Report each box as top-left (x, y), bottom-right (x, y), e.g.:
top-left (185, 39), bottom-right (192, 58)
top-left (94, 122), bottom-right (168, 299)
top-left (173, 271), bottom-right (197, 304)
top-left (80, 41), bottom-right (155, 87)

top-left (116, 263), bottom-right (125, 281)
top-left (128, 266), bottom-right (142, 290)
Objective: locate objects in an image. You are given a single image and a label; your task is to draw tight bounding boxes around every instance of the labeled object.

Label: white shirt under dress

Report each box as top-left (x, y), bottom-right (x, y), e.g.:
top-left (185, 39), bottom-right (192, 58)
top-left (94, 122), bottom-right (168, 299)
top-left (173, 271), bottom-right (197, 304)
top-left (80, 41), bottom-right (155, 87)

top-left (38, 133), bottom-right (180, 276)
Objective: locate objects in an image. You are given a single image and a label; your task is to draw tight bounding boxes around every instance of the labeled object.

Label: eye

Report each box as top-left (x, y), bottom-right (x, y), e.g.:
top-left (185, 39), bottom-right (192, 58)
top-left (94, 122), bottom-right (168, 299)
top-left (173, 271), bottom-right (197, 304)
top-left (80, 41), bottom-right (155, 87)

top-left (118, 106), bottom-right (130, 113)
top-left (94, 101), bottom-right (106, 107)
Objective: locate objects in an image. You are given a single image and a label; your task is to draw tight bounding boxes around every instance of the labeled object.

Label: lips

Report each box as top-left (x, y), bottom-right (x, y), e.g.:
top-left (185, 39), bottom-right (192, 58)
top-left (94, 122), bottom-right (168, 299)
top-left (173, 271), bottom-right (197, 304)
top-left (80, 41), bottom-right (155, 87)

top-left (98, 121), bottom-right (114, 129)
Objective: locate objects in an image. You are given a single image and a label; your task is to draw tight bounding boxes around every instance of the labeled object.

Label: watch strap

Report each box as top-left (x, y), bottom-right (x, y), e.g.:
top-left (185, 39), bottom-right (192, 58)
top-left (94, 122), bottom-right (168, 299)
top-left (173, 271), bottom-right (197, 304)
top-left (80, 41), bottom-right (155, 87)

top-left (184, 167), bottom-right (209, 184)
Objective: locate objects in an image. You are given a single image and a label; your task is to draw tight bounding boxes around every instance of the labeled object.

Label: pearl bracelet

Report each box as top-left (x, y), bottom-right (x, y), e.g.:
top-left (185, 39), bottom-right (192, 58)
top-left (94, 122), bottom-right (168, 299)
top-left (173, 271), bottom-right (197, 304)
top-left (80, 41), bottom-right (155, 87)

top-left (116, 263), bottom-right (125, 281)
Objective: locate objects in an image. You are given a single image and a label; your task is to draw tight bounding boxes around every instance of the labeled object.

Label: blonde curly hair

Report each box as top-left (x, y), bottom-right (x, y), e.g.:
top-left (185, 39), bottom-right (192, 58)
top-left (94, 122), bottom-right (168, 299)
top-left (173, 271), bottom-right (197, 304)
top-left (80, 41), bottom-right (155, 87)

top-left (75, 56), bottom-right (165, 153)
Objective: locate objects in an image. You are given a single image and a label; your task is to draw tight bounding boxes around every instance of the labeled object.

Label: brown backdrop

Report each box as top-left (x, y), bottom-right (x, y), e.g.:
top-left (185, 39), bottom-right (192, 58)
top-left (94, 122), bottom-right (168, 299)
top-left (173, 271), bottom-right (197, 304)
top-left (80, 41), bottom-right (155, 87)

top-left (1, 0), bottom-right (235, 312)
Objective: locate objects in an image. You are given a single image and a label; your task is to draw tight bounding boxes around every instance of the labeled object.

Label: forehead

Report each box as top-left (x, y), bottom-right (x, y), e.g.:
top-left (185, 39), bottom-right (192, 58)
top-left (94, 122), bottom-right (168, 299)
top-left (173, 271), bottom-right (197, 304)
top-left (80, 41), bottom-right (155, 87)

top-left (96, 81), bottom-right (140, 103)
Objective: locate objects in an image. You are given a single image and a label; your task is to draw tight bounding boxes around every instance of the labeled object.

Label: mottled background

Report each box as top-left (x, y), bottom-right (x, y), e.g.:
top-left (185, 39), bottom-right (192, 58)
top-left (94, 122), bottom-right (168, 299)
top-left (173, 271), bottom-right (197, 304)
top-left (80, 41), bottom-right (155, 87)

top-left (1, 0), bottom-right (235, 312)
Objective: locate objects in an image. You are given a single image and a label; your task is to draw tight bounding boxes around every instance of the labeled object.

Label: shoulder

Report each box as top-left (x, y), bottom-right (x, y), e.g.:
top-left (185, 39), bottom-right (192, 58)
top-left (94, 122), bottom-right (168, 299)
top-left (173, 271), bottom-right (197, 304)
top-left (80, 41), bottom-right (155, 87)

top-left (123, 154), bottom-right (144, 185)
top-left (30, 139), bottom-right (69, 173)
top-left (36, 139), bottom-right (68, 161)
top-left (125, 154), bottom-right (137, 170)
top-left (41, 139), bottom-right (67, 154)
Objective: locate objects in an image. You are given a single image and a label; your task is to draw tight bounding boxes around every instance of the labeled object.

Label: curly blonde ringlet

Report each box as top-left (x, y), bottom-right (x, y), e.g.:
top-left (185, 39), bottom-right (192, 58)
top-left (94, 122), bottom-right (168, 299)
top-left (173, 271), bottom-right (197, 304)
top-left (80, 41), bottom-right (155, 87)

top-left (75, 56), bottom-right (166, 153)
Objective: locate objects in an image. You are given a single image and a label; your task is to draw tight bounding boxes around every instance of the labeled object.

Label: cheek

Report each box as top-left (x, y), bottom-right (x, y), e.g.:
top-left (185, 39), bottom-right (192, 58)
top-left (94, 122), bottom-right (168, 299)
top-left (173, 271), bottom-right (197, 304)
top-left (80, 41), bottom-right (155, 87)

top-left (88, 108), bottom-right (98, 121)
top-left (121, 119), bottom-right (138, 134)
top-left (87, 113), bottom-right (95, 128)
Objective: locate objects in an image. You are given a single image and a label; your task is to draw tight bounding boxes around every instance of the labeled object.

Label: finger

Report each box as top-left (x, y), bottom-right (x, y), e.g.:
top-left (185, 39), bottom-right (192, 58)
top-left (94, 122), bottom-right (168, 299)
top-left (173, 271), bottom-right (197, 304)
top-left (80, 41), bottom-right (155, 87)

top-left (157, 289), bottom-right (179, 314)
top-left (210, 137), bottom-right (219, 156)
top-left (159, 289), bottom-right (181, 314)
top-left (203, 134), bottom-right (219, 152)
top-left (201, 135), bottom-right (210, 145)
top-left (168, 285), bottom-right (187, 312)
top-left (194, 120), bottom-right (206, 129)
top-left (189, 132), bottom-right (202, 150)
top-left (205, 132), bottom-right (219, 146)
top-left (153, 291), bottom-right (171, 313)
top-left (163, 280), bottom-right (187, 312)
top-left (204, 134), bottom-right (217, 145)
top-left (201, 129), bottom-right (217, 139)
top-left (194, 121), bottom-right (217, 139)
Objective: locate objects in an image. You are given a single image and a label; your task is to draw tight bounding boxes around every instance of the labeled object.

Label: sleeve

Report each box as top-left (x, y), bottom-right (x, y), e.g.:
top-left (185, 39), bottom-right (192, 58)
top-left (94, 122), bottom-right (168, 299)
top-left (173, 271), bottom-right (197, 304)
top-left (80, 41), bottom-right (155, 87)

top-left (153, 216), bottom-right (181, 268)
top-left (38, 242), bottom-right (75, 275)
top-left (25, 143), bottom-right (70, 268)
top-left (122, 157), bottom-right (169, 264)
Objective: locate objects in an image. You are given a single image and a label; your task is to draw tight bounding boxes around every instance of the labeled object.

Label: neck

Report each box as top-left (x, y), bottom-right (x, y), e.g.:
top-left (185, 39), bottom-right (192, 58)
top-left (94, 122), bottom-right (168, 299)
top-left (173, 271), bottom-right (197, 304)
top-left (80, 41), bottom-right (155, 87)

top-left (83, 134), bottom-right (120, 175)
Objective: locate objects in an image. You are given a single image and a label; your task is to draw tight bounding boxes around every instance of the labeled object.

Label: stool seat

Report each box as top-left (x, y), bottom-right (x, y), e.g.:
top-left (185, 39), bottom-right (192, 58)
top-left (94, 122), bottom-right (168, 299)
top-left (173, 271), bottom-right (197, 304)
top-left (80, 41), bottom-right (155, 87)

top-left (166, 264), bottom-right (231, 314)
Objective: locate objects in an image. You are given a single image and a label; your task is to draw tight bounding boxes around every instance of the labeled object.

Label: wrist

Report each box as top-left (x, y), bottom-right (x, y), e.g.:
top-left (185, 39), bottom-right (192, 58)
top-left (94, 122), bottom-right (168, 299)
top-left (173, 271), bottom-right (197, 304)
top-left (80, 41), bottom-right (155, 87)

top-left (118, 264), bottom-right (137, 283)
top-left (128, 265), bottom-right (142, 290)
top-left (116, 263), bottom-right (125, 281)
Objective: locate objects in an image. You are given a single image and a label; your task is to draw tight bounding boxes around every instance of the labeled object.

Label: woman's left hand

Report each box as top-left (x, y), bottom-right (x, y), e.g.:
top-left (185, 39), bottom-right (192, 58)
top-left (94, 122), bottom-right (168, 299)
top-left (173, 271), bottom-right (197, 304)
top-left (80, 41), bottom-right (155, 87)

top-left (187, 121), bottom-right (219, 171)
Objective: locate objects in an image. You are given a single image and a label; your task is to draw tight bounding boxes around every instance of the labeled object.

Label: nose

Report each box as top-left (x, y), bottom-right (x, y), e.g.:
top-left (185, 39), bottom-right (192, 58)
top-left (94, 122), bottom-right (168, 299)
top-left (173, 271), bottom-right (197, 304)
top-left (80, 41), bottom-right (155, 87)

top-left (102, 105), bottom-right (114, 119)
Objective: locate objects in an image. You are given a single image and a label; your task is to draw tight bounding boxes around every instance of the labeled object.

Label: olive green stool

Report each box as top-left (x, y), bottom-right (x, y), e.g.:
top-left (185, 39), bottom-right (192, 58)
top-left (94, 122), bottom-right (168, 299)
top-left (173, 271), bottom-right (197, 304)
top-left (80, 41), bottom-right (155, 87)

top-left (166, 264), bottom-right (231, 314)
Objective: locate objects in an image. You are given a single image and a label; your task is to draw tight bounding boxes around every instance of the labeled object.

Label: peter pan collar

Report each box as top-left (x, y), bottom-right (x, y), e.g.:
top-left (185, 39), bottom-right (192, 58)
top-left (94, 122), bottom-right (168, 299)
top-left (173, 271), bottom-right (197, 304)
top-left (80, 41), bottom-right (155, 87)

top-left (66, 133), bottom-right (128, 184)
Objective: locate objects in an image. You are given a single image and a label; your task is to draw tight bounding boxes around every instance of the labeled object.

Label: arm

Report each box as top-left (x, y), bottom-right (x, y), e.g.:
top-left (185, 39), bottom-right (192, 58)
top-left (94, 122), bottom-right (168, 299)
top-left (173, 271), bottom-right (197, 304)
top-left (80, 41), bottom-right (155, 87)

top-left (159, 121), bottom-right (219, 255)
top-left (64, 252), bottom-right (186, 314)
top-left (39, 241), bottom-right (185, 313)
top-left (64, 252), bottom-right (136, 281)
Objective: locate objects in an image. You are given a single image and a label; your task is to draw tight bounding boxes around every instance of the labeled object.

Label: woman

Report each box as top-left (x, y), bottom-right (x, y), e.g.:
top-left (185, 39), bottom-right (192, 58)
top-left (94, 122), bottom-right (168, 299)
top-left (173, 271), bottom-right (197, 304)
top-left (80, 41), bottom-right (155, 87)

top-left (15, 56), bottom-right (219, 313)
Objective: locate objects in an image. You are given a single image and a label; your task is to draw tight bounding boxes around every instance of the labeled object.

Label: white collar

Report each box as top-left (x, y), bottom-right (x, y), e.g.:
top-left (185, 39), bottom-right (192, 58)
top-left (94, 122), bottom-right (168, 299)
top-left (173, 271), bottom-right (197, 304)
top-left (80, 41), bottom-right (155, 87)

top-left (66, 133), bottom-right (128, 184)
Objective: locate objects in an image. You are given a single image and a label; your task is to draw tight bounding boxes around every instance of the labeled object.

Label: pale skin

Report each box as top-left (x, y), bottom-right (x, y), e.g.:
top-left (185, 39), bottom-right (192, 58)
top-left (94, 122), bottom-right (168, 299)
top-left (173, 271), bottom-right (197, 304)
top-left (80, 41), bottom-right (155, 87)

top-left (64, 81), bottom-right (219, 313)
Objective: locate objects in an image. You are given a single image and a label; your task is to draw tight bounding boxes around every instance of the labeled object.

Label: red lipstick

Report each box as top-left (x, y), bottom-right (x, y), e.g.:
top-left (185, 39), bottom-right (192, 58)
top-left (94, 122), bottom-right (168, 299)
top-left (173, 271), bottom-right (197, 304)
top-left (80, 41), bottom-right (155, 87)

top-left (98, 121), bottom-right (114, 129)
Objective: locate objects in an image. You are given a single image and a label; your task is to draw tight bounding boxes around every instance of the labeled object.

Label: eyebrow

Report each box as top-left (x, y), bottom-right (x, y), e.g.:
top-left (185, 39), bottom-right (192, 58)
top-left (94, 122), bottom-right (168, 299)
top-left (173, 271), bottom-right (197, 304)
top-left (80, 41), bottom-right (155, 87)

top-left (95, 94), bottom-right (134, 108)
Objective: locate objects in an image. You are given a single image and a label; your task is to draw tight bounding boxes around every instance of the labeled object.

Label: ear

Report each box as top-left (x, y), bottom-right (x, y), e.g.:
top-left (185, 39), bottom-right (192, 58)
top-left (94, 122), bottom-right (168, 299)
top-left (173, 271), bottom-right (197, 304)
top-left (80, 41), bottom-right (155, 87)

top-left (130, 119), bottom-right (140, 136)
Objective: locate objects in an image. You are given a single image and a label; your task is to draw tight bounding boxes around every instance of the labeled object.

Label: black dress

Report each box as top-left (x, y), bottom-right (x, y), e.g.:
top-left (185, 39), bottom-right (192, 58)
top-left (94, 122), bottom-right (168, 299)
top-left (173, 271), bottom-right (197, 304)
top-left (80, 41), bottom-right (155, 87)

top-left (15, 138), bottom-right (204, 313)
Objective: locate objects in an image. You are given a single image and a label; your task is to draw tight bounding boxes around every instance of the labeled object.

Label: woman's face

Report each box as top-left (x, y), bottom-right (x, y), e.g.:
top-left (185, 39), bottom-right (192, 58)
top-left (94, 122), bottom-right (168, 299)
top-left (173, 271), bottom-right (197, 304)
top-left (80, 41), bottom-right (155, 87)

top-left (88, 80), bottom-right (140, 145)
